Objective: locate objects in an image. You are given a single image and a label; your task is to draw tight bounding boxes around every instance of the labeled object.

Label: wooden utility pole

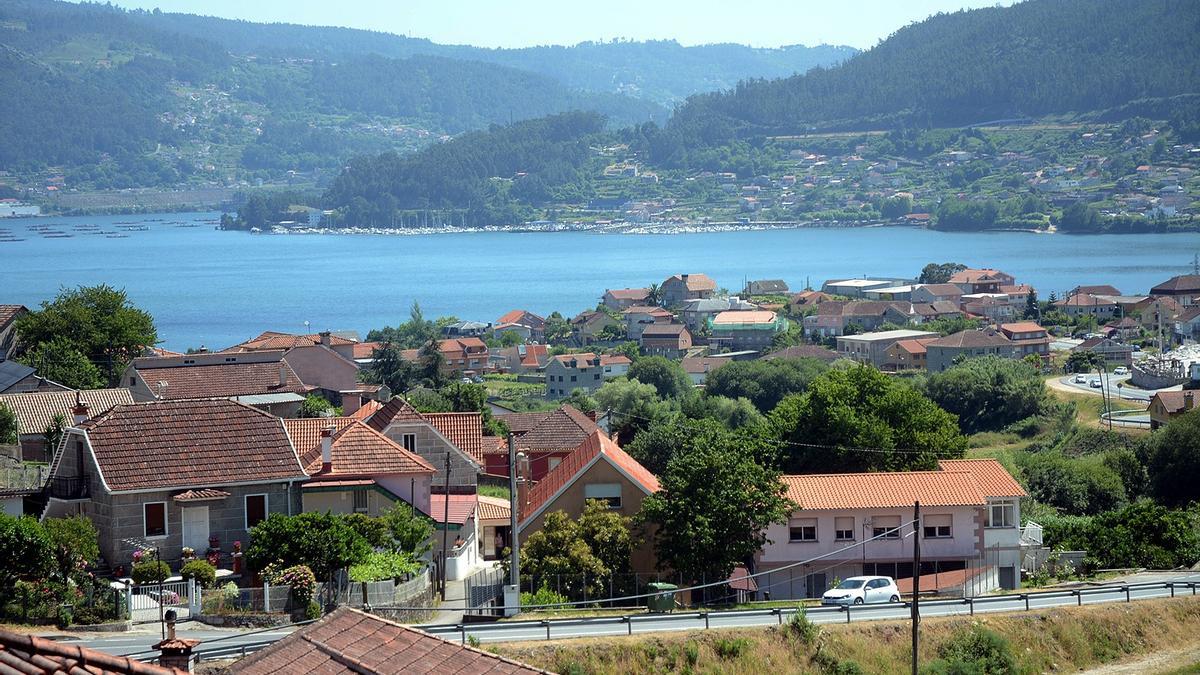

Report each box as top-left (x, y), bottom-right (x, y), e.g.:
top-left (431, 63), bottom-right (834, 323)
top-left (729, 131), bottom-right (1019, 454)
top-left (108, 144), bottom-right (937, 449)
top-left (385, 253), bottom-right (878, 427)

top-left (440, 453), bottom-right (451, 600)
top-left (507, 432), bottom-right (520, 589)
top-left (911, 501), bottom-right (921, 675)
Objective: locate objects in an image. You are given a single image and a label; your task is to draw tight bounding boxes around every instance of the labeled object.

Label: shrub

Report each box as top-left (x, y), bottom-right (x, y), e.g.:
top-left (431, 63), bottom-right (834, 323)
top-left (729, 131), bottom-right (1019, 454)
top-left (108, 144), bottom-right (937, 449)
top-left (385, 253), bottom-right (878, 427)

top-left (923, 625), bottom-right (1017, 674)
top-left (180, 560), bottom-right (216, 587)
top-left (131, 560), bottom-right (171, 585)
top-left (785, 606), bottom-right (821, 646)
top-left (520, 585), bottom-right (569, 608)
top-left (305, 600), bottom-right (322, 620)
top-left (683, 641), bottom-right (700, 666)
top-left (266, 564), bottom-right (317, 607)
top-left (712, 636), bottom-right (750, 659)
top-left (348, 551), bottom-right (418, 583)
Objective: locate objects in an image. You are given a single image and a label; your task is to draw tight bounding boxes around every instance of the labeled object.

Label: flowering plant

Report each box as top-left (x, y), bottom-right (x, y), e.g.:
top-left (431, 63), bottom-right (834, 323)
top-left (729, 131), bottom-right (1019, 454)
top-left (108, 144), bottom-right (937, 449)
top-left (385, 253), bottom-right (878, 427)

top-left (160, 591), bottom-right (180, 605)
top-left (131, 549), bottom-right (144, 564)
top-left (232, 540), bottom-right (242, 553)
top-left (181, 546), bottom-right (195, 558)
top-left (265, 563), bottom-right (317, 606)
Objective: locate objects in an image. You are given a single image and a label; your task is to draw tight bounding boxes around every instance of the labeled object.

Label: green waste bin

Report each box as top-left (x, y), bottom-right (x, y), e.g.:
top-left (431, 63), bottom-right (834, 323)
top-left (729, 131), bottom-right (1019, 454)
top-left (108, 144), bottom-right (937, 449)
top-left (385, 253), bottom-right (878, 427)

top-left (647, 583), bottom-right (678, 613)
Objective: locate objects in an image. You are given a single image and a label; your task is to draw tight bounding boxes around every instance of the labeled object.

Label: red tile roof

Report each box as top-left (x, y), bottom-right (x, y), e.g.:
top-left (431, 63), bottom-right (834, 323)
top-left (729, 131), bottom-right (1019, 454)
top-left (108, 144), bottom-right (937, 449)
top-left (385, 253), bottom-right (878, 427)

top-left (727, 566), bottom-right (758, 593)
top-left (0, 628), bottom-right (184, 675)
top-left (782, 471), bottom-right (986, 510)
top-left (173, 488), bottom-right (232, 502)
top-left (425, 412), bottom-right (484, 463)
top-left (429, 493), bottom-right (477, 525)
top-left (896, 567), bottom-right (988, 595)
top-left (482, 436), bottom-right (509, 456)
top-left (352, 341), bottom-right (384, 360)
top-left (599, 354), bottom-right (631, 366)
top-left (1151, 391), bottom-right (1194, 415)
top-left (231, 606), bottom-right (549, 675)
top-left (497, 310), bottom-right (544, 326)
top-left (130, 352), bottom-right (309, 400)
top-left (349, 399), bottom-right (384, 420)
top-left (891, 339), bottom-right (932, 355)
top-left (0, 305), bottom-right (27, 329)
top-left (495, 410), bottom-right (551, 435)
top-left (0, 388), bottom-right (134, 435)
top-left (622, 305), bottom-right (672, 317)
top-left (364, 398), bottom-right (427, 432)
top-left (641, 323), bottom-right (690, 338)
top-left (439, 337), bottom-right (487, 353)
top-left (79, 399), bottom-right (307, 492)
top-left (926, 330), bottom-right (1012, 349)
top-left (477, 495), bottom-right (511, 521)
top-left (522, 431), bottom-right (659, 526)
top-left (606, 288), bottom-right (649, 300)
top-left (504, 405), bottom-right (600, 454)
top-left (228, 331), bottom-right (357, 352)
top-left (1055, 294), bottom-right (1116, 307)
top-left (999, 322), bottom-right (1046, 334)
top-left (948, 268), bottom-right (1011, 284)
top-left (285, 418), bottom-right (435, 477)
top-left (665, 273), bottom-right (717, 291)
top-left (937, 459), bottom-right (1027, 498)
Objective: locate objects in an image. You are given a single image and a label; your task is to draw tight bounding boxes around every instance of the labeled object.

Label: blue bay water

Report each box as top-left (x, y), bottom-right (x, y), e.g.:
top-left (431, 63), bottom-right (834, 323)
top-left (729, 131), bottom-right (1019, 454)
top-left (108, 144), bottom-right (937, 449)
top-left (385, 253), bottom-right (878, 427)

top-left (0, 212), bottom-right (1192, 351)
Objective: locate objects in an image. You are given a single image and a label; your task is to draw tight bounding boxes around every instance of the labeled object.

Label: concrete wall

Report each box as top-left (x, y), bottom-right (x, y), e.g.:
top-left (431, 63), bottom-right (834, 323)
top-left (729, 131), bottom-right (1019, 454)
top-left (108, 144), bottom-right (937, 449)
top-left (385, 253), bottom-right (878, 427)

top-left (280, 346), bottom-right (360, 396)
top-left (382, 422), bottom-right (477, 487)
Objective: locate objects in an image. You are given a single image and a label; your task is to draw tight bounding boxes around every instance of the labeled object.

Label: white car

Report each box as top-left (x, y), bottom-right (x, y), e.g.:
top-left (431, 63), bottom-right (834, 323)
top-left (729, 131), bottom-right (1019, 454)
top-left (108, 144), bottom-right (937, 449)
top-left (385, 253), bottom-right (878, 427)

top-left (1113, 366), bottom-right (1129, 375)
top-left (1089, 378), bottom-right (1102, 388)
top-left (821, 576), bottom-right (901, 606)
top-left (1073, 374), bottom-right (1087, 384)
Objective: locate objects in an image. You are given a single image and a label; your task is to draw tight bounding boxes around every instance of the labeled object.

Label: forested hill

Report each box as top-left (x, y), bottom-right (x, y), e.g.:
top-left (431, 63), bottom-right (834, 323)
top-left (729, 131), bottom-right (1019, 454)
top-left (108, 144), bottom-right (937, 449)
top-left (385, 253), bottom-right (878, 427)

top-left (126, 11), bottom-right (856, 106)
top-left (652, 0), bottom-right (1200, 160)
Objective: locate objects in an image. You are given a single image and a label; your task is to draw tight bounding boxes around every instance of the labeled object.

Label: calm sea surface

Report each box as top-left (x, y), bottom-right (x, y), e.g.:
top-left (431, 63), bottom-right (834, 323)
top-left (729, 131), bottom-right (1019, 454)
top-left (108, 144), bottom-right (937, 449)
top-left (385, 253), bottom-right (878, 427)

top-left (0, 212), bottom-right (1193, 351)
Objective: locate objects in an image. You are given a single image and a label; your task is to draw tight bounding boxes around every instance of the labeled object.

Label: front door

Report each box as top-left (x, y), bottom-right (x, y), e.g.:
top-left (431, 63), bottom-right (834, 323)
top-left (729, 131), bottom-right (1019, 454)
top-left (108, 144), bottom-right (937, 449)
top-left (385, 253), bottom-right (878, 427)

top-left (181, 506), bottom-right (209, 553)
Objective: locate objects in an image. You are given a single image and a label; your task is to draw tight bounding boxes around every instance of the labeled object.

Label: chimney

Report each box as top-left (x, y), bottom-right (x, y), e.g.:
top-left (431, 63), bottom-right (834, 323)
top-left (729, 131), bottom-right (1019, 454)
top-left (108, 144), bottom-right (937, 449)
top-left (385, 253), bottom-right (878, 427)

top-left (279, 363), bottom-right (288, 387)
top-left (154, 610), bottom-right (199, 672)
top-left (321, 426), bottom-right (334, 473)
top-left (1186, 392), bottom-right (1195, 411)
top-left (72, 392), bottom-right (90, 426)
top-left (341, 392), bottom-right (361, 415)
top-left (319, 330), bottom-right (331, 347)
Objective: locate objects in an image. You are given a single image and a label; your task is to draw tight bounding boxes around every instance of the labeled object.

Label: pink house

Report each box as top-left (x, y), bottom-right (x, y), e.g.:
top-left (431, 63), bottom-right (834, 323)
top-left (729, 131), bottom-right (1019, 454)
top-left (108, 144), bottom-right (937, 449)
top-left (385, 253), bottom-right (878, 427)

top-left (754, 459), bottom-right (1030, 599)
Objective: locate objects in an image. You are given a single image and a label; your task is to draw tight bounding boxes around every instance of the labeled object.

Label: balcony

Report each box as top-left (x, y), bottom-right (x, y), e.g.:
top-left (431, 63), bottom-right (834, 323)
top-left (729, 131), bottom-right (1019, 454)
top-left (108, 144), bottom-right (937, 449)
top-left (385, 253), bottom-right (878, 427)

top-left (48, 476), bottom-right (90, 500)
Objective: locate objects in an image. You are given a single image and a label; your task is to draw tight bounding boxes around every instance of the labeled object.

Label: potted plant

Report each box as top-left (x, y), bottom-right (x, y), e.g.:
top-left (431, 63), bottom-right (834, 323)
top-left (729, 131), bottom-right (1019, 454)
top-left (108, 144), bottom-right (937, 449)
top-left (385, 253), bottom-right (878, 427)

top-left (206, 535), bottom-right (221, 567)
top-left (181, 546), bottom-right (196, 562)
top-left (231, 540), bottom-right (244, 575)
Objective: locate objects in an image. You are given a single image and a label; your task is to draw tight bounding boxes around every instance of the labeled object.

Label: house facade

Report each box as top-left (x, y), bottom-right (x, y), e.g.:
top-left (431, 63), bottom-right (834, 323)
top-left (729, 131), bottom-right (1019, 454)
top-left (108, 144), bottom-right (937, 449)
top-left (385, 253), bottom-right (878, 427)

top-left (492, 405), bottom-right (602, 480)
top-left (948, 268), bottom-right (1015, 295)
top-left (365, 398), bottom-right (484, 487)
top-left (910, 284), bottom-right (963, 305)
top-left (602, 288), bottom-right (650, 311)
top-left (1054, 293), bottom-right (1118, 319)
top-left (495, 310), bottom-right (546, 342)
top-left (0, 388), bottom-right (133, 463)
top-left (1149, 391), bottom-right (1195, 430)
top-left (640, 323), bottom-right (693, 358)
top-left (1151, 274), bottom-right (1200, 306)
top-left (707, 311), bottom-right (788, 352)
top-left (545, 353), bottom-right (606, 399)
top-left (622, 306), bottom-right (673, 341)
top-left (570, 311), bottom-right (620, 345)
top-left (998, 322), bottom-right (1051, 359)
top-left (1072, 337), bottom-right (1134, 367)
top-left (925, 330), bottom-right (1016, 373)
top-left (836, 329), bottom-right (938, 369)
top-left (43, 399), bottom-right (308, 568)
top-left (223, 332), bottom-right (361, 400)
top-left (882, 338), bottom-right (935, 372)
top-left (123, 350), bottom-right (310, 417)
top-left (0, 304), bottom-right (27, 361)
top-left (660, 273), bottom-right (717, 307)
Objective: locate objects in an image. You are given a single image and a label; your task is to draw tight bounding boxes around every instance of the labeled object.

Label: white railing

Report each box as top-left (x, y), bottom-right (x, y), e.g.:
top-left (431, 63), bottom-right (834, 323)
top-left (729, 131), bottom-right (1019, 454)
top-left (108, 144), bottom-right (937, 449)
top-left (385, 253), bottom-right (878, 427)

top-left (1020, 521), bottom-right (1044, 547)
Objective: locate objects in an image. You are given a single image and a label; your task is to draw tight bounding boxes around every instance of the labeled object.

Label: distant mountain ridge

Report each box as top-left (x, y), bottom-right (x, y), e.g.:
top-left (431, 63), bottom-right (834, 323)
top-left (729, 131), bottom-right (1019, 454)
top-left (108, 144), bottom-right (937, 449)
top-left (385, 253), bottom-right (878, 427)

top-left (125, 11), bottom-right (857, 105)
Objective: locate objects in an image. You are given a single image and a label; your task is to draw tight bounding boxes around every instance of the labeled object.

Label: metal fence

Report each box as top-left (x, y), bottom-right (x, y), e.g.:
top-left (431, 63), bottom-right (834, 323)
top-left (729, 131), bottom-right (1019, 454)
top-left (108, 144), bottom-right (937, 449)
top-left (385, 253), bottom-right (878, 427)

top-left (128, 579), bottom-right (196, 623)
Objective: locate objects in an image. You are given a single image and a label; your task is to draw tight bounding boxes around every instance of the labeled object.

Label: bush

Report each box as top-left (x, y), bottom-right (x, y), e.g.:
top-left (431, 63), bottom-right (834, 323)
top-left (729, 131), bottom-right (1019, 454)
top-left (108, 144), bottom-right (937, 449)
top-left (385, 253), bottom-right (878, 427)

top-left (712, 636), bottom-right (750, 659)
top-left (925, 356), bottom-right (1046, 434)
top-left (348, 551), bottom-right (418, 583)
top-left (180, 560), bottom-right (216, 587)
top-left (922, 625), bottom-right (1017, 674)
top-left (784, 606), bottom-right (821, 646)
top-left (131, 560), bottom-right (171, 585)
top-left (520, 585), bottom-right (569, 608)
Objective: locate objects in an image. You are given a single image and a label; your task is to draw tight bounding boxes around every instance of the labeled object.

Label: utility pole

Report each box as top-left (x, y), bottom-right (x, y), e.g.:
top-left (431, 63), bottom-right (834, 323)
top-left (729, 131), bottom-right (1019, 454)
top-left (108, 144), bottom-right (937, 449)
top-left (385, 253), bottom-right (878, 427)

top-left (911, 501), bottom-right (921, 675)
top-left (507, 432), bottom-right (520, 589)
top-left (439, 453), bottom-right (451, 601)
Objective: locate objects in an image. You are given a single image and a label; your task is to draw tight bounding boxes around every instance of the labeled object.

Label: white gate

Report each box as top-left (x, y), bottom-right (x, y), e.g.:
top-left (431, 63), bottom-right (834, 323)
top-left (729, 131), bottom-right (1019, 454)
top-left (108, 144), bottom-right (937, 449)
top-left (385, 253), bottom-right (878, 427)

top-left (127, 579), bottom-right (199, 623)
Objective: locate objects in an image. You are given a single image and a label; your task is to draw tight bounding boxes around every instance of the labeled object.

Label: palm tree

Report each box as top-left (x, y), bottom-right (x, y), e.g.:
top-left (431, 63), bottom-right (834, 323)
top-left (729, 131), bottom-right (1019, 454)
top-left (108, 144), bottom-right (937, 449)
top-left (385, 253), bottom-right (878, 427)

top-left (646, 283), bottom-right (662, 306)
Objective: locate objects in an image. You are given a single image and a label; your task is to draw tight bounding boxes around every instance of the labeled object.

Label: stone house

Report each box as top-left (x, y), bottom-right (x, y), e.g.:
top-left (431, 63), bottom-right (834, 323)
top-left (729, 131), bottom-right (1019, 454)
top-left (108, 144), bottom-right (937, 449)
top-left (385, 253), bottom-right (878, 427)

top-left (365, 398), bottom-right (484, 488)
top-left (222, 331), bottom-right (361, 401)
top-left (910, 284), bottom-right (964, 305)
top-left (544, 353), bottom-right (606, 399)
top-left (495, 310), bottom-right (546, 342)
top-left (836, 329), bottom-right (938, 369)
top-left (925, 330), bottom-right (1016, 373)
top-left (492, 405), bottom-right (602, 480)
top-left (660, 273), bottom-right (717, 307)
top-left (622, 305), bottom-right (674, 340)
top-left (42, 399), bottom-right (309, 569)
top-left (0, 304), bottom-right (27, 361)
top-left (639, 323), bottom-right (693, 358)
top-left (1149, 391), bottom-right (1196, 430)
top-left (948, 268), bottom-right (1016, 295)
top-left (123, 350), bottom-right (311, 417)
top-left (602, 288), bottom-right (650, 311)
top-left (570, 310), bottom-right (620, 346)
top-left (997, 322), bottom-right (1051, 359)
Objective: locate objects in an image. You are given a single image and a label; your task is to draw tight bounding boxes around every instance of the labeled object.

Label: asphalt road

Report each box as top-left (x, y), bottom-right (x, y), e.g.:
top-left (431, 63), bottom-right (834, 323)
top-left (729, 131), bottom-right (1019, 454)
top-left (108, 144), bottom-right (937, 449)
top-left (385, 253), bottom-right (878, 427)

top-left (69, 576), bottom-right (1200, 657)
top-left (1057, 373), bottom-right (1146, 400)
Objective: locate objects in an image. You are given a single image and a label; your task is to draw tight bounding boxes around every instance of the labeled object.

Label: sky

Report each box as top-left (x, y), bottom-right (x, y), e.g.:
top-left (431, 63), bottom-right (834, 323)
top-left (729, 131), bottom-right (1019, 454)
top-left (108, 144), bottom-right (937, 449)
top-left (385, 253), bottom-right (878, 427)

top-left (107, 0), bottom-right (1016, 50)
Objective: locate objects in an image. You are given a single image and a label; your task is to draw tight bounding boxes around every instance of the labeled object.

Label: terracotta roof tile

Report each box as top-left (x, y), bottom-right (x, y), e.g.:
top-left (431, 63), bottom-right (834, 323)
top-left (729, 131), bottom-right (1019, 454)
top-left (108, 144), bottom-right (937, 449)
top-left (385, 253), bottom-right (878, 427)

top-left (522, 431), bottom-right (659, 526)
top-left (477, 495), bottom-right (512, 521)
top-left (349, 399), bottom-right (383, 420)
top-left (507, 405), bottom-right (600, 454)
top-left (131, 352), bottom-right (308, 400)
top-left (231, 606), bottom-right (549, 674)
top-left (1151, 391), bottom-right (1192, 414)
top-left (482, 435), bottom-right (510, 456)
top-left (0, 628), bottom-right (184, 675)
top-left (782, 471), bottom-right (986, 510)
top-left (173, 488), bottom-right (232, 502)
top-left (352, 341), bottom-right (384, 359)
top-left (891, 339), bottom-right (932, 355)
top-left (999, 322), bottom-right (1046, 334)
top-left (364, 398), bottom-right (427, 432)
top-left (937, 459), bottom-right (1027, 498)
top-left (495, 411), bottom-right (551, 435)
top-left (0, 305), bottom-right (26, 329)
top-left (78, 399), bottom-right (307, 492)
top-left (286, 418), bottom-right (435, 477)
top-left (605, 288), bottom-right (649, 300)
top-left (926, 330), bottom-right (1012, 349)
top-left (0, 388), bottom-right (134, 435)
top-left (1152, 274), bottom-right (1200, 293)
top-left (229, 331), bottom-right (357, 351)
top-left (424, 412), bottom-right (484, 464)
top-left (429, 493), bottom-right (477, 525)
top-left (665, 273), bottom-right (717, 291)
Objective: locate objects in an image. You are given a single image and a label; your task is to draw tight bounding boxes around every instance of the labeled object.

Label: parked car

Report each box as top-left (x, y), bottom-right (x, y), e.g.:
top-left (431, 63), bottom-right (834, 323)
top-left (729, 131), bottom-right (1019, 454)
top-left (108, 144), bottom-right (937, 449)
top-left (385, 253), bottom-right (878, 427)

top-left (821, 576), bottom-right (901, 606)
top-left (1089, 378), bottom-right (1102, 388)
top-left (1073, 374), bottom-right (1087, 384)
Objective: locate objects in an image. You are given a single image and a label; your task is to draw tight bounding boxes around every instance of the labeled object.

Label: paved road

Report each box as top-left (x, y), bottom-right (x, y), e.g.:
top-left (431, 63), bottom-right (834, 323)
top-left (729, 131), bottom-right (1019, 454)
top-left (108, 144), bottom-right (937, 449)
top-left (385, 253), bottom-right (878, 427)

top-left (1056, 373), bottom-right (1147, 400)
top-left (418, 576), bottom-right (1200, 644)
top-left (67, 625), bottom-right (299, 660)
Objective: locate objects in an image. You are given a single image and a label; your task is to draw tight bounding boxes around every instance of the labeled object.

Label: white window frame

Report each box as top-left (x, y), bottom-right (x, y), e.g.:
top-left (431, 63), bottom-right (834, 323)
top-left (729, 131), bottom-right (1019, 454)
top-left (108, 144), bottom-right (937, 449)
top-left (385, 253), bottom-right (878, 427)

top-left (872, 515), bottom-right (901, 539)
top-left (834, 516), bottom-right (855, 541)
top-left (143, 501), bottom-right (168, 539)
top-left (988, 500), bottom-right (1016, 528)
top-left (244, 493), bottom-right (269, 530)
top-left (789, 517), bottom-right (818, 542)
top-left (352, 489), bottom-right (369, 514)
top-left (584, 483), bottom-right (622, 509)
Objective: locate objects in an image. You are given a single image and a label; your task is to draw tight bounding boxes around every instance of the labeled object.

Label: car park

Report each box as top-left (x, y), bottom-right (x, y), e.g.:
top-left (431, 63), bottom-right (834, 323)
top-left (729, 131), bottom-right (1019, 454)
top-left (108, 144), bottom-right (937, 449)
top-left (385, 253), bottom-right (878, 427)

top-left (821, 576), bottom-right (901, 606)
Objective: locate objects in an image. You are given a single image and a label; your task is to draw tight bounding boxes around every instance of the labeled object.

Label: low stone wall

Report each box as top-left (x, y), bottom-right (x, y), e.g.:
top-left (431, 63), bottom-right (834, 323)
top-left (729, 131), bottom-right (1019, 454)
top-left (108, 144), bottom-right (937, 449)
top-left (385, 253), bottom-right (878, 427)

top-left (1131, 365), bottom-right (1185, 390)
top-left (196, 612), bottom-right (290, 628)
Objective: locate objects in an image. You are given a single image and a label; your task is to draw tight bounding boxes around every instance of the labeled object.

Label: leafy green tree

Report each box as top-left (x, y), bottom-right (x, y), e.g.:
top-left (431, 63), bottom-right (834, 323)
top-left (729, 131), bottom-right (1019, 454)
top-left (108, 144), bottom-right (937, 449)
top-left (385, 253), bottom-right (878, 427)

top-left (366, 343), bottom-right (419, 393)
top-left (543, 312), bottom-right (572, 344)
top-left (1020, 452), bottom-right (1126, 516)
top-left (594, 378), bottom-right (675, 443)
top-left (246, 512), bottom-right (371, 579)
top-left (681, 393), bottom-right (765, 430)
top-left (418, 340), bottom-right (448, 388)
top-left (704, 357), bottom-right (828, 412)
top-left (366, 301), bottom-right (438, 349)
top-left (640, 428), bottom-right (793, 588)
top-left (0, 403), bottom-right (17, 445)
top-left (0, 515), bottom-right (52, 608)
top-left (298, 394), bottom-right (339, 418)
top-left (923, 625), bottom-right (1018, 675)
top-left (1065, 350), bottom-right (1104, 374)
top-left (42, 516), bottom-right (100, 586)
top-left (628, 356), bottom-right (692, 400)
top-left (520, 507), bottom-right (614, 600)
top-left (610, 341), bottom-right (641, 363)
top-left (43, 413), bottom-right (67, 457)
top-left (18, 337), bottom-right (105, 390)
top-left (1148, 408), bottom-right (1200, 507)
top-left (917, 262), bottom-right (967, 284)
top-left (925, 356), bottom-right (1047, 433)
top-left (769, 366), bottom-right (967, 473)
top-left (627, 415), bottom-right (774, 476)
top-left (577, 500), bottom-right (636, 577)
top-left (15, 285), bottom-right (157, 386)
top-left (1043, 501), bottom-right (1200, 570)
top-left (381, 503), bottom-right (434, 557)
top-left (562, 388), bottom-right (598, 414)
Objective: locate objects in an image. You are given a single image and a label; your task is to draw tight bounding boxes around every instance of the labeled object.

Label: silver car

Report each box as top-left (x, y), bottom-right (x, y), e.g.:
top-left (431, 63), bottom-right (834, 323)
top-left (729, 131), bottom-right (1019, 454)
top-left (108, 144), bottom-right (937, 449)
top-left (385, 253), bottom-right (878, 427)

top-left (821, 576), bottom-right (901, 606)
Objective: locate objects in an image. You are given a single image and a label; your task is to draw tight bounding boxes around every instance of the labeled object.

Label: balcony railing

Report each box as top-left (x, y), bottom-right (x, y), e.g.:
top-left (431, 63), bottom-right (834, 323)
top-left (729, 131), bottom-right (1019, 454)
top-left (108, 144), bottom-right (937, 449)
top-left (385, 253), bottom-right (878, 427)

top-left (0, 464), bottom-right (48, 492)
top-left (48, 476), bottom-right (90, 500)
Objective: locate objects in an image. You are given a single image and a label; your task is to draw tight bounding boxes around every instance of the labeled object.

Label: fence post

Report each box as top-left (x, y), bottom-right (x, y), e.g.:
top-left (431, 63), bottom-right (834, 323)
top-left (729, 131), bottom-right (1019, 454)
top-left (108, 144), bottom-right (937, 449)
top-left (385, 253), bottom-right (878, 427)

top-left (845, 605), bottom-right (851, 624)
top-left (968, 598), bottom-right (974, 616)
top-left (187, 578), bottom-right (198, 616)
top-left (124, 585), bottom-right (132, 620)
top-left (625, 616), bottom-right (632, 635)
top-left (1170, 583), bottom-right (1175, 598)
top-left (1124, 587), bottom-right (1130, 603)
top-left (1074, 590), bottom-right (1081, 606)
top-left (543, 620), bottom-right (551, 640)
top-left (704, 612), bottom-right (709, 630)
top-left (1023, 594), bottom-right (1029, 611)
top-left (263, 581), bottom-right (270, 613)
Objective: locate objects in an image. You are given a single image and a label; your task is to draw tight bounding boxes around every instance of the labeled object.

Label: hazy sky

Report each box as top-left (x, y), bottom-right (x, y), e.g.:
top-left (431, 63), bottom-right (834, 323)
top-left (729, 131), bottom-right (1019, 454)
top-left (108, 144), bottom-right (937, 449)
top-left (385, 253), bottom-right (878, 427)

top-left (107, 0), bottom-right (1016, 50)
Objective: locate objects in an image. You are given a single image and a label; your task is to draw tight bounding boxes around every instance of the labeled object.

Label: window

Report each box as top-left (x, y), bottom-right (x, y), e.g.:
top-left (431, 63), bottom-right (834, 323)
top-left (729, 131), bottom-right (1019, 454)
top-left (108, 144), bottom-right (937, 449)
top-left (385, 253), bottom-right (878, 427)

top-left (245, 494), bottom-right (268, 529)
top-left (988, 500), bottom-right (1015, 528)
top-left (872, 515), bottom-right (901, 539)
top-left (594, 373), bottom-right (601, 380)
top-left (143, 502), bottom-right (167, 538)
top-left (547, 457), bottom-right (561, 471)
top-left (402, 434), bottom-right (417, 452)
top-left (924, 514), bottom-right (952, 538)
top-left (570, 375), bottom-right (577, 382)
top-left (835, 516), bottom-right (855, 541)
top-left (584, 483), bottom-right (622, 509)
top-left (789, 517), bottom-right (817, 542)
top-left (129, 376), bottom-right (136, 386)
top-left (352, 489), bottom-right (369, 514)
